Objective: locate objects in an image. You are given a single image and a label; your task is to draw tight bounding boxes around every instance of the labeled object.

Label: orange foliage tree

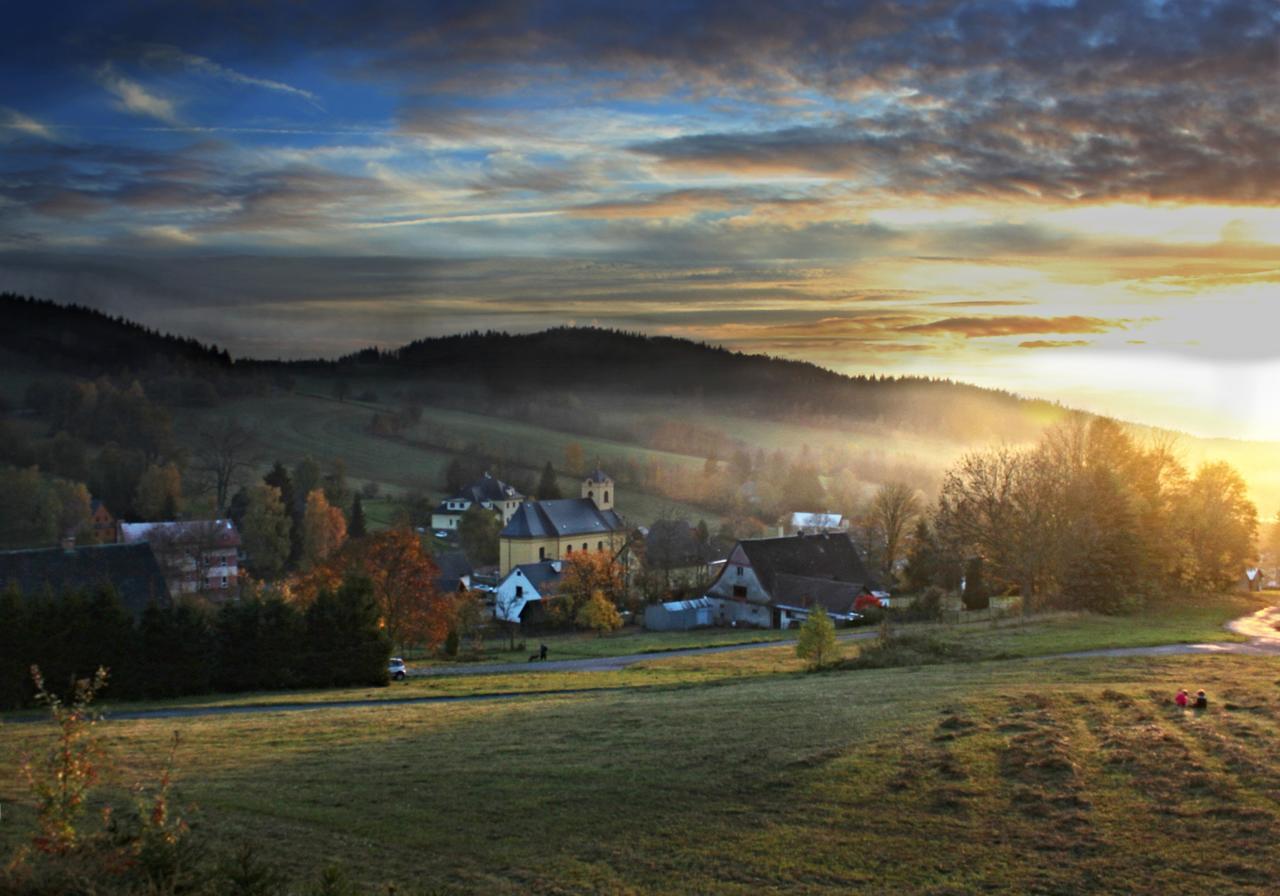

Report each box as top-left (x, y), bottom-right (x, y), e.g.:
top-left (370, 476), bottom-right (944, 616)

top-left (289, 528), bottom-right (448, 652)
top-left (548, 551), bottom-right (625, 626)
top-left (300, 488), bottom-right (347, 570)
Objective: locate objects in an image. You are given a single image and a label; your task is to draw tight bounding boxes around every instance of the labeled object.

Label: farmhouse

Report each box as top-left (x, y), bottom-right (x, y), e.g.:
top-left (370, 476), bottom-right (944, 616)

top-left (0, 542), bottom-right (171, 617)
top-left (498, 469), bottom-right (627, 575)
top-left (493, 559), bottom-right (564, 624)
top-left (704, 532), bottom-right (878, 628)
top-left (120, 519), bottom-right (240, 596)
top-left (430, 473), bottom-right (524, 533)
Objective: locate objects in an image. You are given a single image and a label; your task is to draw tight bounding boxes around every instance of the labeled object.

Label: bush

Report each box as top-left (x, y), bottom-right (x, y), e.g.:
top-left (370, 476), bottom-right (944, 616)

top-left (840, 633), bottom-right (987, 670)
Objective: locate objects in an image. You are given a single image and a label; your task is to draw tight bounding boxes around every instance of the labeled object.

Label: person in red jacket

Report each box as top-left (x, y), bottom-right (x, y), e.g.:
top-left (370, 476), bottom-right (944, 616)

top-left (1175, 689), bottom-right (1188, 707)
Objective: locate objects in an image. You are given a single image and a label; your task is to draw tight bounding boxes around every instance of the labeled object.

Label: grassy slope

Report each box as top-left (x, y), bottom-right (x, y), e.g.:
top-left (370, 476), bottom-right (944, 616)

top-left (2, 652), bottom-right (1278, 893)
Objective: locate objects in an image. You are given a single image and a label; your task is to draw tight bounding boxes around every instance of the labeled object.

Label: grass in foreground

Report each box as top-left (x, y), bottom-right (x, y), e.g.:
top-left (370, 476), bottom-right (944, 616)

top-left (2, 653), bottom-right (1279, 894)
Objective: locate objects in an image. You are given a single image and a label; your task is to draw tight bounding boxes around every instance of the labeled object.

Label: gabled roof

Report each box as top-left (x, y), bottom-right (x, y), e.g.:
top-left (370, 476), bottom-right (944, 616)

top-left (120, 519), bottom-right (241, 548)
top-left (772, 573), bottom-right (865, 615)
top-left (735, 533), bottom-right (877, 597)
top-left (586, 467), bottom-right (611, 484)
top-left (435, 550), bottom-right (474, 592)
top-left (0, 542), bottom-right (171, 617)
top-left (451, 472), bottom-right (521, 504)
top-left (500, 498), bottom-right (625, 539)
top-left (503, 560), bottom-right (564, 595)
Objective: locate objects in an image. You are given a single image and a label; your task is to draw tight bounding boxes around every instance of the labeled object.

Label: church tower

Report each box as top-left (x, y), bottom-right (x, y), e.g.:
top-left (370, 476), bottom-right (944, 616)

top-left (582, 467), bottom-right (613, 512)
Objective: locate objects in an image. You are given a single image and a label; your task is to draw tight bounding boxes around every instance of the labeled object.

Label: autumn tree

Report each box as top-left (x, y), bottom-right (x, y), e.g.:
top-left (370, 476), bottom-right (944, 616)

top-left (133, 462), bottom-right (183, 520)
top-left (1176, 461), bottom-right (1259, 591)
top-left (795, 606), bottom-right (837, 670)
top-left (240, 484), bottom-right (291, 580)
top-left (548, 551), bottom-right (624, 626)
top-left (301, 489), bottom-right (348, 571)
top-left (293, 529), bottom-right (450, 653)
top-left (576, 590), bottom-right (623, 636)
top-left (563, 442), bottom-right (585, 477)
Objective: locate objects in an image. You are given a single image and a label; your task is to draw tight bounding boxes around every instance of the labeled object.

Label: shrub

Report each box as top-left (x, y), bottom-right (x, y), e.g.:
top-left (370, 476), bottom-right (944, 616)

top-left (840, 633), bottom-right (987, 670)
top-left (795, 606), bottom-right (838, 670)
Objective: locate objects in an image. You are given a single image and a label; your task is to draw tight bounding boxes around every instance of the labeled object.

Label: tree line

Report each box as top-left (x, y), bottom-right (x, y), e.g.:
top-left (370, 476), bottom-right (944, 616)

top-left (0, 575), bottom-right (391, 710)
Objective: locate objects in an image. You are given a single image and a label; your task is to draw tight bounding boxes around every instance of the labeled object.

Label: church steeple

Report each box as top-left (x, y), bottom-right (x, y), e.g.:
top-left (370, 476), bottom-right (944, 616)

top-left (582, 467), bottom-right (613, 511)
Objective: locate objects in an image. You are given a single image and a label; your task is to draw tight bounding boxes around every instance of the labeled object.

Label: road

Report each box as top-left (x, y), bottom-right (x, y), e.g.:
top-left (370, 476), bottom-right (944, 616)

top-left (17, 605), bottom-right (1276, 723)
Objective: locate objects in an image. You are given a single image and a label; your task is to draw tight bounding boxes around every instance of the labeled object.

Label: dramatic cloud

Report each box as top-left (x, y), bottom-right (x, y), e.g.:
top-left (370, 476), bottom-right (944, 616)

top-left (902, 316), bottom-right (1124, 338)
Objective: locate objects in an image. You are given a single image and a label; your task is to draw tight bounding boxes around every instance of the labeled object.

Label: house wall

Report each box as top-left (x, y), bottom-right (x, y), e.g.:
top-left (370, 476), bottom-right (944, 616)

top-left (500, 531), bottom-right (627, 576)
top-left (705, 545), bottom-right (771, 605)
top-left (704, 596), bottom-right (774, 628)
top-left (493, 569), bottom-right (548, 623)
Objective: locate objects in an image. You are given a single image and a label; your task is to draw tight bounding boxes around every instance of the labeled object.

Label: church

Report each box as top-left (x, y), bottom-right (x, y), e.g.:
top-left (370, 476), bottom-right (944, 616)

top-left (498, 468), bottom-right (628, 575)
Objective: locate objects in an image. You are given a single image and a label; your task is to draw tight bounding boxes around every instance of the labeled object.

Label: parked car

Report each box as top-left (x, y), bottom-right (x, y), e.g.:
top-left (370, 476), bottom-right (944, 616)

top-left (388, 657), bottom-right (407, 681)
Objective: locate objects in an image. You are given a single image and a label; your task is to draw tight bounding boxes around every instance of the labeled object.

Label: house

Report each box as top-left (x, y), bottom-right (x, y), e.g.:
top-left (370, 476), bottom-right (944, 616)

top-left (780, 511), bottom-right (848, 537)
top-left (435, 550), bottom-right (474, 593)
top-left (430, 473), bottom-right (524, 533)
top-left (644, 596), bottom-right (714, 631)
top-left (0, 542), bottom-right (171, 617)
top-left (1244, 568), bottom-right (1263, 592)
top-left (642, 519), bottom-right (723, 595)
top-left (498, 469), bottom-right (627, 575)
top-left (119, 519), bottom-right (241, 597)
top-left (493, 560), bottom-right (564, 624)
top-left (704, 532), bottom-right (878, 629)
top-left (88, 500), bottom-right (119, 545)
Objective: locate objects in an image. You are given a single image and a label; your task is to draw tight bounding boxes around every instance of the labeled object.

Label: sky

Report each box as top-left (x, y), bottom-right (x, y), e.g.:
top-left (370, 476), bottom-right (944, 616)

top-left (1, 0), bottom-right (1277, 439)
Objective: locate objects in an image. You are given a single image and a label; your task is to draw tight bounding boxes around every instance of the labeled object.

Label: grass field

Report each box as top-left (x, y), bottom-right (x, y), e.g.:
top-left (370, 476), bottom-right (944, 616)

top-left (3, 649), bottom-right (1278, 894)
top-left (173, 392), bottom-right (721, 528)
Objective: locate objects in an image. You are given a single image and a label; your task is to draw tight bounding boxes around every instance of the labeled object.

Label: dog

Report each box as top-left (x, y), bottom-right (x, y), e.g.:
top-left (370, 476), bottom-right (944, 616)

top-left (528, 653), bottom-right (540, 662)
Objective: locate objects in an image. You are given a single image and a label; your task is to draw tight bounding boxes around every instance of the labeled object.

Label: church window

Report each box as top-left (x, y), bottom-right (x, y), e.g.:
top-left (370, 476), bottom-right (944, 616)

top-left (539, 546), bottom-right (546, 560)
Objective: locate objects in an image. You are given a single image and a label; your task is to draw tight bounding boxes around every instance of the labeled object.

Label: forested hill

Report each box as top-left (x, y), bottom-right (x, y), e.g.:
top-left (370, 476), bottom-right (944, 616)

top-left (0, 294), bottom-right (233, 376)
top-left (325, 327), bottom-right (1068, 443)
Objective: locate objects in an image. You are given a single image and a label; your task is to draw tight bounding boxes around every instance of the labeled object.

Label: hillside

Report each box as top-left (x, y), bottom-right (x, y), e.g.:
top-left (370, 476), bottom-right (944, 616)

top-left (1, 295), bottom-right (1276, 517)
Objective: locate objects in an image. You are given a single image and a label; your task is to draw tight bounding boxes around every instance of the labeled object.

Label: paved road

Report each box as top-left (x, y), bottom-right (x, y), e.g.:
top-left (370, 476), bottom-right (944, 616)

top-left (18, 606), bottom-right (1275, 723)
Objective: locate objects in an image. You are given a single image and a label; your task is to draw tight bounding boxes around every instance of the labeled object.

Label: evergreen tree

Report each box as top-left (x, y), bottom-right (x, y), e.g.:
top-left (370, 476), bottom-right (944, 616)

top-left (458, 504), bottom-right (501, 565)
top-left (536, 462), bottom-right (562, 500)
top-left (349, 494), bottom-right (367, 538)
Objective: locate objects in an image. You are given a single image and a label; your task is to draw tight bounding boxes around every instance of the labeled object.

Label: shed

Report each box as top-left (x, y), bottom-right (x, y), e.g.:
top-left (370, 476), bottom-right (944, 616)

top-left (644, 596), bottom-right (714, 631)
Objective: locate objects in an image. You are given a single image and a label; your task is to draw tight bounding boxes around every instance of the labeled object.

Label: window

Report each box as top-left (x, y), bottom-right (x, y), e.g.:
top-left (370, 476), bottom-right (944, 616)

top-left (732, 585), bottom-right (747, 598)
top-left (736, 565), bottom-right (744, 577)
top-left (582, 542), bottom-right (588, 551)
top-left (516, 585), bottom-right (523, 598)
top-left (539, 546), bottom-right (546, 560)
top-left (597, 541), bottom-right (603, 551)
top-left (221, 576), bottom-right (228, 589)
top-left (566, 545), bottom-right (573, 554)
top-left (588, 490), bottom-right (594, 500)
top-left (604, 491), bottom-right (609, 503)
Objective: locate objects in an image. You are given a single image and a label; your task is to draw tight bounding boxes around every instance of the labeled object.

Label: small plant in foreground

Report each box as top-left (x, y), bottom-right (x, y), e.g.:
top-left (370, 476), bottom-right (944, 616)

top-left (796, 606), bottom-right (837, 670)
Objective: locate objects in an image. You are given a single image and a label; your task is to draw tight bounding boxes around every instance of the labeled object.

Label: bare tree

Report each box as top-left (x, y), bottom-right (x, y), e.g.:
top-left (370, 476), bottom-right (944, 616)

top-left (192, 418), bottom-right (259, 513)
top-left (868, 482), bottom-right (923, 583)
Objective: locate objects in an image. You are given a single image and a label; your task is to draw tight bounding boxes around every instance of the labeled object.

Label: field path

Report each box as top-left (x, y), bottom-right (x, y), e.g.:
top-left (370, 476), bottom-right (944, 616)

top-left (17, 605), bottom-right (1274, 724)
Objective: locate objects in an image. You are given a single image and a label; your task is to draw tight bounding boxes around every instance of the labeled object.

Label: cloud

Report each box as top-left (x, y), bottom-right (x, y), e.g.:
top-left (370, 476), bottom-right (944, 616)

top-left (1018, 340), bottom-right (1092, 349)
top-left (902, 316), bottom-right (1124, 338)
top-left (0, 108), bottom-right (57, 142)
top-left (97, 63), bottom-right (181, 124)
top-left (140, 45), bottom-right (322, 108)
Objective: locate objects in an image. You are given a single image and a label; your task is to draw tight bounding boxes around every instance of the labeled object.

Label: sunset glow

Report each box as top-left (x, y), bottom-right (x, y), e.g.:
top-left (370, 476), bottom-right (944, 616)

top-left (2, 1), bottom-right (1277, 437)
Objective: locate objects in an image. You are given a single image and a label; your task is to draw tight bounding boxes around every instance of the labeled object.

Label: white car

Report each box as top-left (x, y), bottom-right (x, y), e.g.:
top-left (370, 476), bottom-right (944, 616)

top-left (388, 657), bottom-right (407, 681)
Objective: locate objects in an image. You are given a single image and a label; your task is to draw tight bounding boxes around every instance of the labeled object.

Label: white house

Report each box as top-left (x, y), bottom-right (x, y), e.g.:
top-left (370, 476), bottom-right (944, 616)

top-left (493, 560), bottom-right (563, 624)
top-left (430, 473), bottom-right (524, 533)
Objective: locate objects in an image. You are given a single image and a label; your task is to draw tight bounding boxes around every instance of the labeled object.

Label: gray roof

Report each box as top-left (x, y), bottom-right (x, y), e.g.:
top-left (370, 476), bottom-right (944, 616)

top-left (734, 533), bottom-right (878, 599)
top-left (0, 542), bottom-right (172, 618)
top-left (773, 573), bottom-right (865, 615)
top-left (434, 550), bottom-right (474, 592)
top-left (586, 467), bottom-right (611, 484)
top-left (506, 560), bottom-right (564, 593)
top-left (500, 498), bottom-right (625, 539)
top-left (451, 473), bottom-right (521, 504)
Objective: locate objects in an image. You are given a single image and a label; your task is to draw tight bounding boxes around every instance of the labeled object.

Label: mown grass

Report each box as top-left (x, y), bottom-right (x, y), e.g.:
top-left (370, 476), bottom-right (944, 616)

top-left (2, 652), bottom-right (1279, 893)
top-left (407, 625), bottom-right (793, 664)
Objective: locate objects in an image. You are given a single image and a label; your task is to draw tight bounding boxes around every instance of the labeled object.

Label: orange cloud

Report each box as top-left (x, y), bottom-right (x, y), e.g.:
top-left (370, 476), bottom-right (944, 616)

top-left (901, 315), bottom-right (1124, 338)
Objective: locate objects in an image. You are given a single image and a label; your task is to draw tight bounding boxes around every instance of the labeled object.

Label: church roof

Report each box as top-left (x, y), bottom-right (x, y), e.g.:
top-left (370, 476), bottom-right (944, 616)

top-left (501, 498), bottom-right (625, 539)
top-left (585, 467), bottom-right (611, 484)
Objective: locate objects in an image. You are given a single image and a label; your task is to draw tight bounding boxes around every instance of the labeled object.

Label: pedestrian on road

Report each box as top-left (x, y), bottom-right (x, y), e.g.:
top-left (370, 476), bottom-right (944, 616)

top-left (1175, 689), bottom-right (1188, 708)
top-left (539, 643), bottom-right (548, 661)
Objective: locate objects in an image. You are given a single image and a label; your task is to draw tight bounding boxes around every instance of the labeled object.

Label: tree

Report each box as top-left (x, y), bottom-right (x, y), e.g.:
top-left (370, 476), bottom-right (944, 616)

top-left (301, 489), bottom-right (347, 571)
top-left (322, 457), bottom-right (352, 517)
top-left (536, 462), bottom-right (562, 500)
top-left (549, 551), bottom-right (625, 626)
top-left (563, 442), bottom-right (585, 477)
top-left (191, 418), bottom-right (258, 513)
top-left (349, 494), bottom-right (368, 539)
top-left (133, 462), bottom-right (183, 520)
top-left (457, 504), bottom-right (500, 565)
top-left (576, 589), bottom-right (623, 636)
top-left (241, 484), bottom-right (291, 580)
top-left (1176, 461), bottom-right (1259, 592)
top-left (781, 463), bottom-right (825, 512)
top-left (795, 606), bottom-right (837, 670)
top-left (868, 482), bottom-right (922, 582)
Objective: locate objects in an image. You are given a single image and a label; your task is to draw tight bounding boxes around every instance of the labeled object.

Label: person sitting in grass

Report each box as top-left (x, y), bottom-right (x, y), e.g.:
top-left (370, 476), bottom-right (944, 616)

top-left (1175, 689), bottom-right (1189, 708)
top-left (1193, 689), bottom-right (1208, 710)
